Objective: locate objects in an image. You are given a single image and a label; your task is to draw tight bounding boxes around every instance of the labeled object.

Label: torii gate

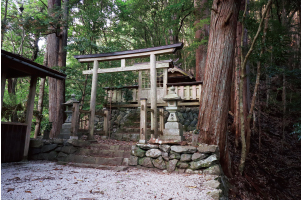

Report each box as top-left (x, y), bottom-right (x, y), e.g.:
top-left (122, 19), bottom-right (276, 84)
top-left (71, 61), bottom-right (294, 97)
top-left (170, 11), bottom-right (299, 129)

top-left (74, 43), bottom-right (183, 140)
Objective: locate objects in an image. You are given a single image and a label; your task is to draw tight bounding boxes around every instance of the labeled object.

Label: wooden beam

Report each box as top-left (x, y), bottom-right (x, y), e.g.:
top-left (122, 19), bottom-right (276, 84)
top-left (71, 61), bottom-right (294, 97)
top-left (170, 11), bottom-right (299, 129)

top-left (23, 76), bottom-right (38, 159)
top-left (71, 102), bottom-right (80, 138)
top-left (159, 108), bottom-right (164, 133)
top-left (78, 48), bottom-right (176, 63)
top-left (150, 54), bottom-right (158, 137)
top-left (103, 109), bottom-right (109, 138)
top-left (82, 62), bottom-right (169, 75)
top-left (89, 60), bottom-right (98, 140)
top-left (139, 98), bottom-right (147, 144)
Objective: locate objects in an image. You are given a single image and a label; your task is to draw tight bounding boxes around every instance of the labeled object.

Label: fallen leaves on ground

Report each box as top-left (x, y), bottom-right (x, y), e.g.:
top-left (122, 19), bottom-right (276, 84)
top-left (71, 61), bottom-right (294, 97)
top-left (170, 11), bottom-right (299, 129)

top-left (25, 191), bottom-right (31, 193)
top-left (7, 188), bottom-right (15, 192)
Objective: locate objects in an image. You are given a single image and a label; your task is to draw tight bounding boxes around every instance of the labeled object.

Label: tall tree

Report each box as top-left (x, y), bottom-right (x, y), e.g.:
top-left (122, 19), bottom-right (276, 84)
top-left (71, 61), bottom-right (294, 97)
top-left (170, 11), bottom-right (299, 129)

top-left (197, 0), bottom-right (241, 176)
top-left (194, 0), bottom-right (210, 82)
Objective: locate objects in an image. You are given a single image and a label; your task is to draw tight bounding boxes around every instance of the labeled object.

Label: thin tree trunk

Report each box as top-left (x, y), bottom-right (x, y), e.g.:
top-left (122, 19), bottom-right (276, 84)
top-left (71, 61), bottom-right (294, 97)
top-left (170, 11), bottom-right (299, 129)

top-left (34, 48), bottom-right (48, 138)
top-left (239, 0), bottom-right (272, 174)
top-left (197, 0), bottom-right (240, 178)
top-left (32, 34), bottom-right (40, 61)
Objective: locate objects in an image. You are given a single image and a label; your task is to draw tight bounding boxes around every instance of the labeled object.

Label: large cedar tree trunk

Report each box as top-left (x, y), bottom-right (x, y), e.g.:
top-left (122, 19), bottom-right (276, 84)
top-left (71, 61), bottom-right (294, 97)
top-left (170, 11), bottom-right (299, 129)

top-left (195, 0), bottom-right (210, 82)
top-left (47, 0), bottom-right (61, 138)
top-left (197, 0), bottom-right (240, 177)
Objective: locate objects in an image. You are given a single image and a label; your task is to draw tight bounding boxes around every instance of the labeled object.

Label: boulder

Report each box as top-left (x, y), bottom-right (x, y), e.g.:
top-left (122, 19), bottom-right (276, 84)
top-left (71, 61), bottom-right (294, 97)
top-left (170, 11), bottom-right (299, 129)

top-left (152, 156), bottom-right (166, 170)
top-left (197, 143), bottom-right (218, 153)
top-left (146, 149), bottom-right (162, 158)
top-left (41, 144), bottom-right (58, 153)
top-left (137, 144), bottom-right (159, 150)
top-left (162, 152), bottom-right (169, 161)
top-left (207, 189), bottom-right (222, 200)
top-left (167, 159), bottom-right (178, 172)
top-left (170, 146), bottom-right (197, 153)
top-left (177, 162), bottom-right (189, 169)
top-left (204, 180), bottom-right (221, 189)
top-left (169, 151), bottom-right (181, 160)
top-left (159, 145), bottom-right (171, 152)
top-left (190, 155), bottom-right (218, 170)
top-left (131, 146), bottom-right (146, 157)
top-left (185, 169), bottom-right (194, 174)
top-left (61, 146), bottom-right (78, 154)
top-left (203, 164), bottom-right (221, 175)
top-left (191, 153), bottom-right (207, 161)
top-left (180, 154), bottom-right (192, 162)
top-left (53, 138), bottom-right (64, 145)
top-left (138, 157), bottom-right (153, 168)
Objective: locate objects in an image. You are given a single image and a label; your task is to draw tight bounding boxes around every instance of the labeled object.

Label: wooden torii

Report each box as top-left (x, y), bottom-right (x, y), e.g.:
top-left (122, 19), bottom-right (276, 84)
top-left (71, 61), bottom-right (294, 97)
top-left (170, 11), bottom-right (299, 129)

top-left (74, 43), bottom-right (183, 140)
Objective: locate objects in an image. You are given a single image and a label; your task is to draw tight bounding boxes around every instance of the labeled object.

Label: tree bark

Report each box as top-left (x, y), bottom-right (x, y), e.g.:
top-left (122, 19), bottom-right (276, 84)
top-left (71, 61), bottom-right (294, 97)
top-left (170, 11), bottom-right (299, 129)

top-left (195, 0), bottom-right (210, 82)
top-left (56, 0), bottom-right (69, 135)
top-left (197, 0), bottom-right (240, 177)
top-left (47, 0), bottom-right (61, 138)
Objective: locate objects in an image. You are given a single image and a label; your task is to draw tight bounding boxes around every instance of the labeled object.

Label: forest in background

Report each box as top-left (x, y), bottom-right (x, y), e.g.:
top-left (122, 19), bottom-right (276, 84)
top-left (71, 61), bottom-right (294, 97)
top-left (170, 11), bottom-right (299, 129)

top-left (1, 0), bottom-right (301, 199)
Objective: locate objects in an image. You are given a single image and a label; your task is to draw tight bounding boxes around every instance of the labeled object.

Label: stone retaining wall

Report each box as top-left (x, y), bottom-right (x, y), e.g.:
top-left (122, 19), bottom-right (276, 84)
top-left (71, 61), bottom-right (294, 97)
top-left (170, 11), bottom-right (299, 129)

top-left (129, 143), bottom-right (222, 175)
top-left (28, 138), bottom-right (91, 161)
top-left (94, 106), bottom-right (199, 134)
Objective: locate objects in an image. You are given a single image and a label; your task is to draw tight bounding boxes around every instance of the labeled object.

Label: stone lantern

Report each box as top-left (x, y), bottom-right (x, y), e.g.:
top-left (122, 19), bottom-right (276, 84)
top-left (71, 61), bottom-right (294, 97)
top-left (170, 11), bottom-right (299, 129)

top-left (59, 94), bottom-right (79, 139)
top-left (161, 86), bottom-right (183, 142)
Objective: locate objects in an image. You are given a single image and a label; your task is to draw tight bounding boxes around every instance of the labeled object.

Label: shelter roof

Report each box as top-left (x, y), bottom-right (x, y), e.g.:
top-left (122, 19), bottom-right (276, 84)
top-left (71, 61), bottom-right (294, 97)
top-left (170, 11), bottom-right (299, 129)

top-left (1, 50), bottom-right (66, 80)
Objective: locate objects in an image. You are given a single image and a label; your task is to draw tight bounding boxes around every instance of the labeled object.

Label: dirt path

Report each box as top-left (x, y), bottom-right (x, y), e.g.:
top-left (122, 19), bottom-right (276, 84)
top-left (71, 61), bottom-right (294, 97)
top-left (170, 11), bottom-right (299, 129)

top-left (1, 161), bottom-right (216, 200)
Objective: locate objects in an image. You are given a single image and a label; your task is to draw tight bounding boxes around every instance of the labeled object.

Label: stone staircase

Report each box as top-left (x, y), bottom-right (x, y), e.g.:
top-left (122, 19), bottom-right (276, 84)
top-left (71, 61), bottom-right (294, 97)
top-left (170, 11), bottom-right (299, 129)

top-left (61, 142), bottom-right (132, 166)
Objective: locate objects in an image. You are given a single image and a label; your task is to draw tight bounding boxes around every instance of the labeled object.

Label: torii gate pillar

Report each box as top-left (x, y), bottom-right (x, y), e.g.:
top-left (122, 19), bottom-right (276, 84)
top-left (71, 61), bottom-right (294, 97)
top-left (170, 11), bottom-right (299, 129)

top-left (150, 53), bottom-right (158, 138)
top-left (89, 60), bottom-right (98, 140)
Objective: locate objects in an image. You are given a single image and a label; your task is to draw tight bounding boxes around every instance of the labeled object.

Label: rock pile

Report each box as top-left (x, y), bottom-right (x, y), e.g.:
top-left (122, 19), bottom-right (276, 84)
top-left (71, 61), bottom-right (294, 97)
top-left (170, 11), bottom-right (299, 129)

top-left (129, 143), bottom-right (222, 175)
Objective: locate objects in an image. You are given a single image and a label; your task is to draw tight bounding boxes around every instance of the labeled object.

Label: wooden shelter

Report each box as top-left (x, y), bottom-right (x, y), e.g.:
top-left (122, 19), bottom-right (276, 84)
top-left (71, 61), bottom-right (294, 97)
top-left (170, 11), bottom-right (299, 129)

top-left (1, 50), bottom-right (66, 162)
top-left (74, 43), bottom-right (184, 139)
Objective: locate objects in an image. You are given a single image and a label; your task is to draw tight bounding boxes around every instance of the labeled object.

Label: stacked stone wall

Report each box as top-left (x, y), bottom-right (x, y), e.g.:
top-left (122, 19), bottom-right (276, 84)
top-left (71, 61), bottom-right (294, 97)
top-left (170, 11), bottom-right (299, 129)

top-left (94, 106), bottom-right (199, 135)
top-left (129, 143), bottom-right (222, 175)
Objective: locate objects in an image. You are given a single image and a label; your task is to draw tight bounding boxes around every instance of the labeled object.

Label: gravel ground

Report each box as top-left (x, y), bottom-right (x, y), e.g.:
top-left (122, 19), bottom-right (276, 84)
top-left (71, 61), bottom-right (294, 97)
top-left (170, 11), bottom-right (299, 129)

top-left (1, 161), bottom-right (216, 200)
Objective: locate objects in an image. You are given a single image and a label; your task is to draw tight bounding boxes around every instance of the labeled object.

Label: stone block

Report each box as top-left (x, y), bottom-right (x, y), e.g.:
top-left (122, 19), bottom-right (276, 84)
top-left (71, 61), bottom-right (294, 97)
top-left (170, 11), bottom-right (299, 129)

top-left (169, 151), bottom-right (181, 160)
top-left (146, 149), bottom-right (162, 158)
top-left (129, 155), bottom-right (138, 166)
top-left (152, 156), bottom-right (166, 170)
top-left (53, 139), bottom-right (64, 145)
top-left (190, 155), bottom-right (218, 170)
top-left (138, 157), bottom-right (153, 168)
top-left (131, 146), bottom-right (146, 157)
top-left (158, 145), bottom-right (171, 152)
top-left (122, 158), bottom-right (129, 166)
top-left (165, 122), bottom-right (182, 130)
top-left (41, 144), bottom-right (58, 153)
top-left (203, 164), bottom-right (222, 176)
top-left (197, 143), bottom-right (218, 153)
top-left (180, 154), bottom-right (192, 162)
top-left (162, 152), bottom-right (169, 161)
top-left (192, 153), bottom-right (207, 161)
top-left (167, 159), bottom-right (178, 172)
top-left (83, 156), bottom-right (96, 164)
top-left (67, 139), bottom-right (91, 147)
top-left (177, 162), bottom-right (189, 169)
top-left (163, 128), bottom-right (183, 136)
top-left (207, 189), bottom-right (222, 200)
top-left (48, 151), bottom-right (58, 161)
top-left (170, 146), bottom-right (197, 153)
top-left (61, 146), bottom-right (78, 154)
top-left (136, 144), bottom-right (159, 150)
top-left (204, 180), bottom-right (221, 189)
top-left (30, 139), bottom-right (43, 148)
top-left (185, 169), bottom-right (194, 174)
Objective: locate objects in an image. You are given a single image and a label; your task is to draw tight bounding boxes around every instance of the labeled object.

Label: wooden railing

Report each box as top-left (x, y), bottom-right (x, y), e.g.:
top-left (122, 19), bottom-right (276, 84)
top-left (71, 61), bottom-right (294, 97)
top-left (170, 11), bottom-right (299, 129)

top-left (104, 81), bottom-right (202, 104)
